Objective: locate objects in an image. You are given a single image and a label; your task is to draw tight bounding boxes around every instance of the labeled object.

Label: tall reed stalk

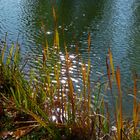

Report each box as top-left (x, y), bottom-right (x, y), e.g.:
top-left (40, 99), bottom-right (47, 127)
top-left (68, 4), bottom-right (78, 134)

top-left (0, 7), bottom-right (140, 139)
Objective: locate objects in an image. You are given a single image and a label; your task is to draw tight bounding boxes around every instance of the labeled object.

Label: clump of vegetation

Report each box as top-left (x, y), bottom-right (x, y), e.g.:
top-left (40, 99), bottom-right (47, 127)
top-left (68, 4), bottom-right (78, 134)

top-left (0, 8), bottom-right (140, 140)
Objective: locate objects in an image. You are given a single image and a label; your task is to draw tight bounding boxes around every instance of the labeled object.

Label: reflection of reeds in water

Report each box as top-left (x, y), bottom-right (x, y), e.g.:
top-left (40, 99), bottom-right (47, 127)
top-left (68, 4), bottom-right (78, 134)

top-left (0, 9), bottom-right (140, 140)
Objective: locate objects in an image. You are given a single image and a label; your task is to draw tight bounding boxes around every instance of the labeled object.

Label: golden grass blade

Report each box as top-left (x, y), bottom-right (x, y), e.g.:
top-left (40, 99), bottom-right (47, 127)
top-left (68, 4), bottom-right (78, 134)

top-left (87, 59), bottom-right (91, 114)
top-left (115, 66), bottom-right (123, 139)
top-left (82, 64), bottom-right (86, 85)
top-left (65, 52), bottom-right (75, 121)
top-left (53, 28), bottom-right (59, 50)
top-left (116, 67), bottom-right (121, 91)
top-left (106, 56), bottom-right (112, 90)
top-left (108, 48), bottom-right (115, 80)
top-left (52, 7), bottom-right (57, 23)
top-left (52, 7), bottom-right (59, 50)
top-left (56, 29), bottom-right (60, 49)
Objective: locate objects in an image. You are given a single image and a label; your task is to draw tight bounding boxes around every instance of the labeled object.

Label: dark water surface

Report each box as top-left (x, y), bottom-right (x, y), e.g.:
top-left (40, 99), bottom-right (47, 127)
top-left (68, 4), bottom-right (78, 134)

top-left (0, 0), bottom-right (140, 116)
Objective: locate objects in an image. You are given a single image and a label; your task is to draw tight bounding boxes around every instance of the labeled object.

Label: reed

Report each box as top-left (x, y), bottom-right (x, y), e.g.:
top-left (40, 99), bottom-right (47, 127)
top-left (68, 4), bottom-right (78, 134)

top-left (133, 74), bottom-right (139, 135)
top-left (115, 66), bottom-right (123, 140)
top-left (0, 10), bottom-right (140, 140)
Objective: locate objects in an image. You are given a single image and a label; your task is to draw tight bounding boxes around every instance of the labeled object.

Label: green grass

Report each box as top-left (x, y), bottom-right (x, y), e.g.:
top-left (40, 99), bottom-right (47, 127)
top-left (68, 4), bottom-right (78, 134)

top-left (0, 10), bottom-right (140, 140)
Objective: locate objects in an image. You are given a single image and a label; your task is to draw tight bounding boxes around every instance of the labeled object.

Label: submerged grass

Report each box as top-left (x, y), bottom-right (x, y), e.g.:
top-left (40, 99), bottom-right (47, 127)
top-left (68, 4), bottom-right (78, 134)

top-left (0, 9), bottom-right (140, 140)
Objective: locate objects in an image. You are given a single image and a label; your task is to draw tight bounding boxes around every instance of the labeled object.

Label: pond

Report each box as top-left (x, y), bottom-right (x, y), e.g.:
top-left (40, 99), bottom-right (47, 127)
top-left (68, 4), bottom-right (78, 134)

top-left (0, 0), bottom-right (140, 117)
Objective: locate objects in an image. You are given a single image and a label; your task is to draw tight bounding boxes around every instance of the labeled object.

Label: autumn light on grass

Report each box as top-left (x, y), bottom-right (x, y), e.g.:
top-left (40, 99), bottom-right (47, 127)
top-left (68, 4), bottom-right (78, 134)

top-left (0, 8), bottom-right (140, 140)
